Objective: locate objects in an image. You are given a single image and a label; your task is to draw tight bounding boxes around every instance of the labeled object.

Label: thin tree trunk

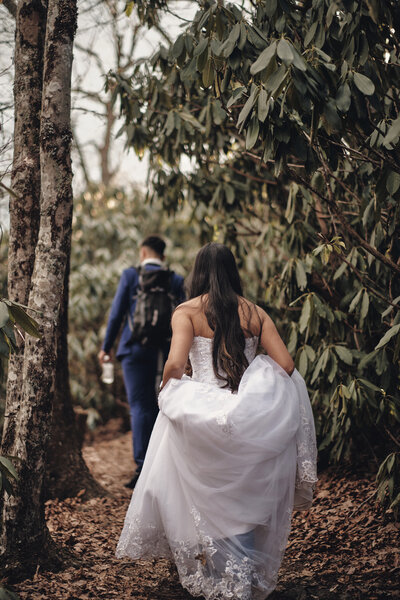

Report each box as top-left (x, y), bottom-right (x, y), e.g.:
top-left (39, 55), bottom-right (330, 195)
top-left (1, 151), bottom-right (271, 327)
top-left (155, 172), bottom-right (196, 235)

top-left (45, 255), bottom-right (104, 500)
top-left (2, 0), bottom-right (104, 509)
top-left (1, 0), bottom-right (46, 498)
top-left (0, 0), bottom-right (78, 578)
top-left (99, 99), bottom-right (116, 186)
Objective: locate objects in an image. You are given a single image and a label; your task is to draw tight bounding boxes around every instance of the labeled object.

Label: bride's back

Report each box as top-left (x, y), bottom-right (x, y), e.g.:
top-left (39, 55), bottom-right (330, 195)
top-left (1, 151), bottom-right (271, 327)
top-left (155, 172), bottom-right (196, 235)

top-left (181, 294), bottom-right (263, 340)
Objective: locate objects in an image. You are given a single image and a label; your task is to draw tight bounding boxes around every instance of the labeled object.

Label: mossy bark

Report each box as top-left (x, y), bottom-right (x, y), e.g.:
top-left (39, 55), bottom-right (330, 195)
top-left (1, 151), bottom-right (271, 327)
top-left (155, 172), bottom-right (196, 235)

top-left (3, 0), bottom-right (46, 456)
top-left (0, 0), bottom-right (97, 579)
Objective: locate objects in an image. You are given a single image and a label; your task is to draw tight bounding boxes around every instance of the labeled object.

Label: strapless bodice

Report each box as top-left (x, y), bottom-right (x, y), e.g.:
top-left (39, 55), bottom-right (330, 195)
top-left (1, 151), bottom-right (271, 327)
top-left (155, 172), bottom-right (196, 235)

top-left (189, 336), bottom-right (258, 388)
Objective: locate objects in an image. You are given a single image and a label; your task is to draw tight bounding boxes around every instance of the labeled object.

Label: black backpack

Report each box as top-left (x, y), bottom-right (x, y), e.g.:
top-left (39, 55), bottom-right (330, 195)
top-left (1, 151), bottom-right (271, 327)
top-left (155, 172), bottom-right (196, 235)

top-left (128, 266), bottom-right (176, 347)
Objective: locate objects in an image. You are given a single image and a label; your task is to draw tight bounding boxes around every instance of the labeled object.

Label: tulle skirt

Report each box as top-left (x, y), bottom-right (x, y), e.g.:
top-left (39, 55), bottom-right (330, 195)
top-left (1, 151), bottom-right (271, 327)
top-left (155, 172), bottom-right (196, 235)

top-left (116, 355), bottom-right (317, 600)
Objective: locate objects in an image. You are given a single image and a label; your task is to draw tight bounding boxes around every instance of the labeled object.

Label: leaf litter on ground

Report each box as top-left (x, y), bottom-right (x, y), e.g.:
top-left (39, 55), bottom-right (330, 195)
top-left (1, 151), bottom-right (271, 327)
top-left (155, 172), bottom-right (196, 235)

top-left (10, 419), bottom-right (400, 600)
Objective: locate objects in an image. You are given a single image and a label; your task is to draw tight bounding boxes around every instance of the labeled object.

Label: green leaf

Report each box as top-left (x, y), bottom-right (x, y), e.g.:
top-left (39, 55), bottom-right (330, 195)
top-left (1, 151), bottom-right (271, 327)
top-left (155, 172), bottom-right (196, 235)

top-left (227, 86), bottom-right (245, 109)
top-left (335, 346), bottom-right (353, 365)
top-left (298, 347), bottom-right (308, 377)
top-left (224, 184), bottom-right (235, 205)
top-left (0, 331), bottom-right (10, 358)
top-left (322, 99), bottom-right (341, 133)
top-left (172, 35), bottom-right (185, 59)
top-left (277, 39), bottom-right (294, 64)
top-left (381, 296), bottom-right (400, 319)
top-left (238, 22), bottom-right (247, 50)
top-left (375, 324), bottom-right (400, 350)
top-left (349, 288), bottom-right (363, 313)
top-left (311, 348), bottom-right (329, 384)
top-left (333, 261), bottom-right (348, 281)
top-left (7, 304), bottom-right (40, 338)
top-left (237, 88), bottom-right (258, 129)
top-left (265, 0), bottom-right (277, 17)
top-left (250, 42), bottom-right (276, 75)
top-left (125, 1), bottom-right (134, 17)
top-left (291, 48), bottom-right (307, 72)
top-left (165, 111), bottom-right (175, 136)
top-left (0, 456), bottom-right (18, 481)
top-left (386, 171), bottom-right (400, 195)
top-left (383, 116), bottom-right (400, 147)
top-left (304, 21), bottom-right (317, 47)
top-left (179, 111), bottom-right (205, 133)
top-left (197, 45), bottom-right (209, 73)
top-left (2, 322), bottom-right (17, 352)
top-left (315, 48), bottom-right (332, 63)
top-left (258, 88), bottom-right (269, 122)
top-left (0, 302), bottom-right (9, 328)
top-left (202, 59), bottom-right (214, 88)
top-left (221, 23), bottom-right (241, 58)
top-left (0, 587), bottom-right (20, 600)
top-left (265, 64), bottom-right (287, 95)
top-left (335, 82), bottom-right (351, 112)
top-left (295, 260), bottom-right (307, 290)
top-left (299, 296), bottom-right (311, 333)
top-left (353, 72), bottom-right (375, 95)
top-left (360, 290), bottom-right (369, 322)
top-left (245, 115), bottom-right (259, 150)
top-left (328, 354), bottom-right (338, 383)
top-left (358, 378), bottom-right (382, 393)
top-left (193, 37), bottom-right (208, 58)
top-left (304, 345), bottom-right (316, 362)
top-left (287, 325), bottom-right (297, 355)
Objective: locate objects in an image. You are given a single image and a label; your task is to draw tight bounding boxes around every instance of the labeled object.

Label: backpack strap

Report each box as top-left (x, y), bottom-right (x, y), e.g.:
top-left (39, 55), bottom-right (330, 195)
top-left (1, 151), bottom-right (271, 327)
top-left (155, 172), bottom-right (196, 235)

top-left (127, 266), bottom-right (140, 333)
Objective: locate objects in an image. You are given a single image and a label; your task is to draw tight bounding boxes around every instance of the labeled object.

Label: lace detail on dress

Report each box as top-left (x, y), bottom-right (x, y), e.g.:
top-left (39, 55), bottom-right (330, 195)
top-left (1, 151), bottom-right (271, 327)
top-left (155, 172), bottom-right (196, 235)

top-left (189, 336), bottom-right (258, 388)
top-left (116, 515), bottom-right (171, 560)
top-left (172, 507), bottom-right (281, 600)
top-left (291, 369), bottom-right (318, 509)
top-left (117, 502), bottom-right (292, 600)
top-left (216, 412), bottom-right (235, 437)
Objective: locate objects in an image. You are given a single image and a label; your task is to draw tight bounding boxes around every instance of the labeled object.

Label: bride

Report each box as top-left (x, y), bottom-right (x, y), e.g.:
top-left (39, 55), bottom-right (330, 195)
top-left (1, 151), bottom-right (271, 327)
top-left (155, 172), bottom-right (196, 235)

top-left (116, 242), bottom-right (317, 599)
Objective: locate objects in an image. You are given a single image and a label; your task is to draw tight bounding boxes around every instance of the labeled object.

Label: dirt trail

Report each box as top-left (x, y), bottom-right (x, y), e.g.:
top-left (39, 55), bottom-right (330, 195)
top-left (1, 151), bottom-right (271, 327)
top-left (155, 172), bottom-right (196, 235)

top-left (14, 420), bottom-right (399, 599)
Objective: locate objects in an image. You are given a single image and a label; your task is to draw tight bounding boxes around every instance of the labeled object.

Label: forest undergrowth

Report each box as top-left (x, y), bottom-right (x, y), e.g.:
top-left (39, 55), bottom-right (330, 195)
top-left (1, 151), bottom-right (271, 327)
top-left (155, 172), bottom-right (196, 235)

top-left (11, 419), bottom-right (399, 600)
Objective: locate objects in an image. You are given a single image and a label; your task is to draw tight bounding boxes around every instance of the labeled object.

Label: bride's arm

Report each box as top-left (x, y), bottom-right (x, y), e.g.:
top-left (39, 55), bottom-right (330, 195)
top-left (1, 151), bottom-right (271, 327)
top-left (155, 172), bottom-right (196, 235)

top-left (161, 307), bottom-right (194, 389)
top-left (258, 308), bottom-right (295, 375)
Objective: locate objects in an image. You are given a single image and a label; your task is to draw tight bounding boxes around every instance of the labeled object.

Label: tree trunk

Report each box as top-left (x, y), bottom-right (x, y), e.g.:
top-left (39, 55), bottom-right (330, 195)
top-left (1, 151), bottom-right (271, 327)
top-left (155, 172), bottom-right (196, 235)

top-left (0, 0), bottom-right (78, 579)
top-left (2, 0), bottom-right (104, 510)
top-left (2, 0), bottom-right (46, 460)
top-left (45, 256), bottom-right (104, 500)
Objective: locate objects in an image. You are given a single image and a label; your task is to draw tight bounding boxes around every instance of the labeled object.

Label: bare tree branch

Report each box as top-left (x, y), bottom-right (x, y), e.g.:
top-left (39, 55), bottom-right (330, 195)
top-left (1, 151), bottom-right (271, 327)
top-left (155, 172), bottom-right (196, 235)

top-left (72, 126), bottom-right (91, 187)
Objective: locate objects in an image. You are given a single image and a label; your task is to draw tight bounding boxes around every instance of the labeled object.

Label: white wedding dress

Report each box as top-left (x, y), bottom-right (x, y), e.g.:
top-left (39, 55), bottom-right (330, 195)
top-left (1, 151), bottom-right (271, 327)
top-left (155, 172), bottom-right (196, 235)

top-left (116, 336), bottom-right (317, 599)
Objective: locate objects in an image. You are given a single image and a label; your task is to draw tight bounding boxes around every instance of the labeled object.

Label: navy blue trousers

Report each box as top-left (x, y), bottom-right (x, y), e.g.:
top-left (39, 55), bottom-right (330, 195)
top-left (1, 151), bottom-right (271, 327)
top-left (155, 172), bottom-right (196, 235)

top-left (121, 344), bottom-right (166, 473)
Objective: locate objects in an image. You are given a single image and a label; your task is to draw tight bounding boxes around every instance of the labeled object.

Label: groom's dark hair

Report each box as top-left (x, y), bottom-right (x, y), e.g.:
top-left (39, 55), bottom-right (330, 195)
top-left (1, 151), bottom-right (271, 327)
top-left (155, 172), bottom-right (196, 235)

top-left (141, 235), bottom-right (166, 257)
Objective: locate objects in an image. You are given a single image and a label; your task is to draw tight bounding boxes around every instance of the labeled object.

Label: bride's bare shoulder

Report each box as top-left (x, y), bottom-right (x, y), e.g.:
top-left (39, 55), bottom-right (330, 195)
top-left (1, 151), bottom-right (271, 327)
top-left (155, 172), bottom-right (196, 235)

top-left (238, 297), bottom-right (269, 334)
top-left (174, 296), bottom-right (204, 313)
top-left (239, 296), bottom-right (265, 316)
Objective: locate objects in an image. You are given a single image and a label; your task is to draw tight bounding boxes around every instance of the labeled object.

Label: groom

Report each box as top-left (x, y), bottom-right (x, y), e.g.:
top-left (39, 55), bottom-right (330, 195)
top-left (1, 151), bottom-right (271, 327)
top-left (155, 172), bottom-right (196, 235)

top-left (98, 235), bottom-right (185, 488)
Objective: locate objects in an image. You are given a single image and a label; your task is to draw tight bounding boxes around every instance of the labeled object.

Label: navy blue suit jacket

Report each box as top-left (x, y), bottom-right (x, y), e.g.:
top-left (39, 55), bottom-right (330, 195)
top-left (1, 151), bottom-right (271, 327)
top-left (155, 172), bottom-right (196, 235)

top-left (102, 264), bottom-right (185, 360)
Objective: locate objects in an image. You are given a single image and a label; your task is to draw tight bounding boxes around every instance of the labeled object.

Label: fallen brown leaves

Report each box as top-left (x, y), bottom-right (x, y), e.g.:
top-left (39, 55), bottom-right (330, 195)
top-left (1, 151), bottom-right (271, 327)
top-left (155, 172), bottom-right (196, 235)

top-left (271, 467), bottom-right (400, 599)
top-left (9, 420), bottom-right (399, 600)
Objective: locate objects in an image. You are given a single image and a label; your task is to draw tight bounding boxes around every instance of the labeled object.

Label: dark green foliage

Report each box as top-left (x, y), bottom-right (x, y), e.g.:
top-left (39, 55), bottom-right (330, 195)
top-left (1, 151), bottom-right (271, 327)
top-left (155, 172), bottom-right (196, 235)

top-left (0, 588), bottom-right (19, 600)
top-left (0, 299), bottom-right (40, 380)
top-left (0, 455), bottom-right (18, 497)
top-left (108, 0), bottom-right (400, 515)
top-left (0, 284), bottom-right (31, 600)
top-left (0, 294), bottom-right (39, 501)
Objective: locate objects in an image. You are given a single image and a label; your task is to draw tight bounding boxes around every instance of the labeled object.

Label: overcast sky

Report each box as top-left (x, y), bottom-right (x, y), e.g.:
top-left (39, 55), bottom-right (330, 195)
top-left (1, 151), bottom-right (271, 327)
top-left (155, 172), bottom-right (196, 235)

top-left (0, 0), bottom-right (199, 224)
top-left (71, 0), bottom-right (198, 193)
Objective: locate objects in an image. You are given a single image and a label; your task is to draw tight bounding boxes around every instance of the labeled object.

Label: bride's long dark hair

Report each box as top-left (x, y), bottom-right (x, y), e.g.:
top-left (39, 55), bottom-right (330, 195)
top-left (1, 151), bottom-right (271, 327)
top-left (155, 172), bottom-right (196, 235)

top-left (188, 242), bottom-right (253, 391)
